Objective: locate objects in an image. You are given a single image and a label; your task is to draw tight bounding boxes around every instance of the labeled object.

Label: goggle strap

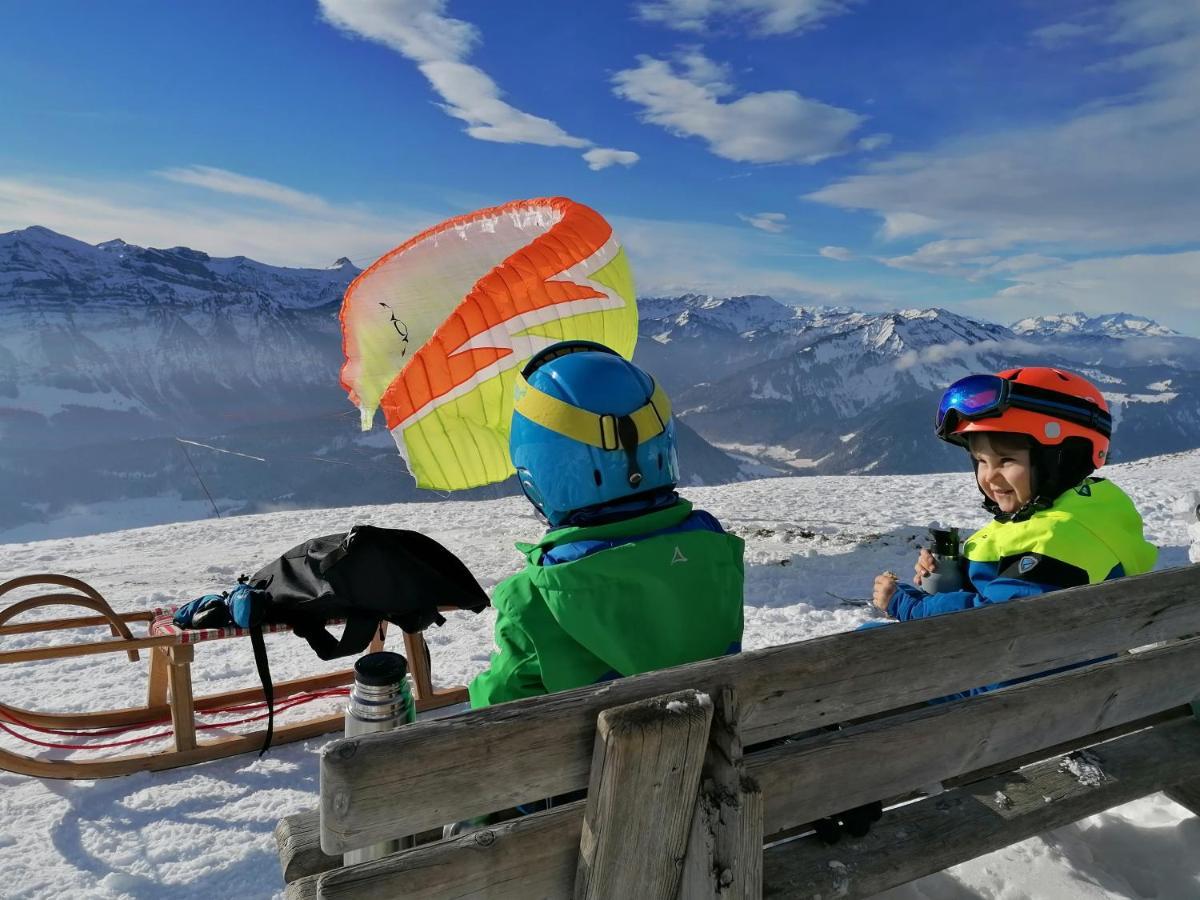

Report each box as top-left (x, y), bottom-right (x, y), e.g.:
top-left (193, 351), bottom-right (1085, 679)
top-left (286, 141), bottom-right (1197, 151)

top-left (514, 376), bottom-right (671, 450)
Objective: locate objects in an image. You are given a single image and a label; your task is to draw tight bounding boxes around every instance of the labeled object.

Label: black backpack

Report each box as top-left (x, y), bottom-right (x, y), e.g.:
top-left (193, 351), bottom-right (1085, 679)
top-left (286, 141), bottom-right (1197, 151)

top-left (232, 526), bottom-right (489, 752)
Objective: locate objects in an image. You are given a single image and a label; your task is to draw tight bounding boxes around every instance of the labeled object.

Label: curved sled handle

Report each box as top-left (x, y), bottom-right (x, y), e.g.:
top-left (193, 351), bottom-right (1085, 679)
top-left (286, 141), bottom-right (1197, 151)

top-left (0, 575), bottom-right (140, 662)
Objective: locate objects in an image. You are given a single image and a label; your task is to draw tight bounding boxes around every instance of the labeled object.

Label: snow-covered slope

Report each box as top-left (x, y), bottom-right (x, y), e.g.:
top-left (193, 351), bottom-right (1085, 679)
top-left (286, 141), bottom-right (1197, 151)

top-left (1, 450), bottom-right (1197, 899)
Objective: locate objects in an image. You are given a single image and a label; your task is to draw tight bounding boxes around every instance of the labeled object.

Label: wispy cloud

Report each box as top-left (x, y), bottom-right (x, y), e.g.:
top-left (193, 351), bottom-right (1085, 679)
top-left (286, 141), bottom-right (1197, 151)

top-left (856, 133), bottom-right (891, 151)
top-left (805, 0), bottom-right (1200, 334)
top-left (318, 0), bottom-right (635, 166)
top-left (613, 48), bottom-right (864, 163)
top-left (614, 213), bottom-right (892, 309)
top-left (1030, 21), bottom-right (1101, 48)
top-left (819, 245), bottom-right (853, 261)
top-left (635, 0), bottom-right (858, 36)
top-left (0, 173), bottom-right (430, 268)
top-left (738, 211), bottom-right (787, 233)
top-left (157, 166), bottom-right (331, 214)
top-left (976, 251), bottom-right (1200, 336)
top-left (808, 2), bottom-right (1200, 250)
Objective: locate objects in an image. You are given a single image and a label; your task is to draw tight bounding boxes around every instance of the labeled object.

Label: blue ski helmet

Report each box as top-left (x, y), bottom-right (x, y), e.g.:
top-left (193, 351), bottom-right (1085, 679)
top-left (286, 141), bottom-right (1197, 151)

top-left (510, 341), bottom-right (678, 527)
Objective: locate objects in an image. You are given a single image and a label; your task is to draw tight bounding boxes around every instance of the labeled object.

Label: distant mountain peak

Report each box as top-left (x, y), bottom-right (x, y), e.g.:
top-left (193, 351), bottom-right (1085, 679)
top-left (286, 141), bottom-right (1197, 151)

top-left (329, 257), bottom-right (356, 270)
top-left (1011, 312), bottom-right (1177, 338)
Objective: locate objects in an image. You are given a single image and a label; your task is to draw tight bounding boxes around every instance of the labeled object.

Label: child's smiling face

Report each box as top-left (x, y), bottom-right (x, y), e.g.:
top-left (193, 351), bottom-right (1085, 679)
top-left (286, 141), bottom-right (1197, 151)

top-left (968, 433), bottom-right (1034, 514)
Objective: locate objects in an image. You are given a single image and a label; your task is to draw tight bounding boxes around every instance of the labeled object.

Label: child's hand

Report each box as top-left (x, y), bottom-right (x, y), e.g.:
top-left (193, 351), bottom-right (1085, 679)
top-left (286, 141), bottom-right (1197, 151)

top-left (872, 572), bottom-right (898, 612)
top-left (913, 548), bottom-right (937, 585)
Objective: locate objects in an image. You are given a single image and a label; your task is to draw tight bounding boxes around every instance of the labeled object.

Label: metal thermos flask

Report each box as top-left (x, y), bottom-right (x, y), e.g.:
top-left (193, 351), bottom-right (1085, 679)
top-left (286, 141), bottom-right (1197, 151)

top-left (920, 527), bottom-right (964, 594)
top-left (343, 651), bottom-right (417, 865)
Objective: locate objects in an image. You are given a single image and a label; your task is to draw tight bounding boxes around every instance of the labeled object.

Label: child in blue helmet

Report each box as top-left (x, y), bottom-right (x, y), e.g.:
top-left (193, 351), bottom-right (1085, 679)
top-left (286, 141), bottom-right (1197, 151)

top-left (468, 341), bottom-right (745, 708)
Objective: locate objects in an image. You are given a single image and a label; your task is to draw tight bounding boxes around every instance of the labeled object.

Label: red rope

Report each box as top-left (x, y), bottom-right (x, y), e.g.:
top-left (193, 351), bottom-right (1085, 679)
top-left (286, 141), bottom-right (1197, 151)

top-left (0, 687), bottom-right (350, 751)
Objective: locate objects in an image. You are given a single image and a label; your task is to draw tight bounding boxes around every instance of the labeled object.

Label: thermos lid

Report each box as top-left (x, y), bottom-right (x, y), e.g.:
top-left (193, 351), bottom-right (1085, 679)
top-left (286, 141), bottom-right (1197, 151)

top-left (930, 527), bottom-right (960, 558)
top-left (354, 651), bottom-right (409, 686)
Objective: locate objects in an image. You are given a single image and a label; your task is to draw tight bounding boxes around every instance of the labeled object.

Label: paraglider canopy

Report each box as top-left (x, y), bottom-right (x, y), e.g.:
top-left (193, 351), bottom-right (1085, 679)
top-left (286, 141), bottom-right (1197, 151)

top-left (340, 197), bottom-right (638, 491)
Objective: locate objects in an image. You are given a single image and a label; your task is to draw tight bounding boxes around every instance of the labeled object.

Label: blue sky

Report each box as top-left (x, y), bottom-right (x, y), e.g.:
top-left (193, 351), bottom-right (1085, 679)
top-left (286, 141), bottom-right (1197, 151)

top-left (1, 0), bottom-right (1197, 334)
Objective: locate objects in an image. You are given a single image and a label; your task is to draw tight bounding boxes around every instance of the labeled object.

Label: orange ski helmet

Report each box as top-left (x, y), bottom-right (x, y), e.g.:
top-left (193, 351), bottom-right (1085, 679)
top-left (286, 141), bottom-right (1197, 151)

top-left (935, 367), bottom-right (1111, 469)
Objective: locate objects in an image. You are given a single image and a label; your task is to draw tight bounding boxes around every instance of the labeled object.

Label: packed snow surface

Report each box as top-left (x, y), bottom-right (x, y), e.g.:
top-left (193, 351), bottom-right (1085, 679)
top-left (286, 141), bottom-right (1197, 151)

top-left (1, 451), bottom-right (1199, 899)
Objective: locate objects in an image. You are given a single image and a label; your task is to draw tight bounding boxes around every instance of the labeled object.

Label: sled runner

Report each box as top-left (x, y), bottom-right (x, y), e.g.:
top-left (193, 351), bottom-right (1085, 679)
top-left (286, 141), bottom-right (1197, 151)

top-left (0, 573), bottom-right (469, 780)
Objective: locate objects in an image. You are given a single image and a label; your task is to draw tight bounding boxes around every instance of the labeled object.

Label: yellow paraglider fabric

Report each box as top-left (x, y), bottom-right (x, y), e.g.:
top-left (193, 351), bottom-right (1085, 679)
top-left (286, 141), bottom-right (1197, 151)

top-left (339, 197), bottom-right (638, 490)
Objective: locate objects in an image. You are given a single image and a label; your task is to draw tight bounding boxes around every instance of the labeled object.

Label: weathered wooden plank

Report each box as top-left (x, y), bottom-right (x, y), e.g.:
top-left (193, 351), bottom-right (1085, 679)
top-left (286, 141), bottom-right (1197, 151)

top-left (1165, 777), bottom-right (1200, 816)
top-left (286, 873), bottom-right (320, 900)
top-left (316, 801), bottom-right (585, 900)
top-left (574, 690), bottom-right (713, 900)
top-left (297, 713), bottom-right (1200, 900)
top-left (277, 811), bottom-right (341, 883)
top-left (320, 565), bottom-right (1200, 852)
top-left (762, 716), bottom-right (1200, 899)
top-left (678, 688), bottom-right (763, 899)
top-left (750, 636), bottom-right (1200, 834)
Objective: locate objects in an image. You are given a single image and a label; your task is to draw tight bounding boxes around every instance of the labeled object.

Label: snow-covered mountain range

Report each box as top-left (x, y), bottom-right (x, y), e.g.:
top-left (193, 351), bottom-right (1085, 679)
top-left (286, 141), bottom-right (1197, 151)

top-left (2, 226), bottom-right (1198, 538)
top-left (637, 294), bottom-right (1200, 478)
top-left (1011, 311), bottom-right (1180, 338)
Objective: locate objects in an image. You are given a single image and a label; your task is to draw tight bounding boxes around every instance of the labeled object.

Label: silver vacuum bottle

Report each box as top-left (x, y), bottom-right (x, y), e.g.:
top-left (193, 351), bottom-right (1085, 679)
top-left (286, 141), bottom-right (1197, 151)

top-left (342, 651), bottom-right (417, 865)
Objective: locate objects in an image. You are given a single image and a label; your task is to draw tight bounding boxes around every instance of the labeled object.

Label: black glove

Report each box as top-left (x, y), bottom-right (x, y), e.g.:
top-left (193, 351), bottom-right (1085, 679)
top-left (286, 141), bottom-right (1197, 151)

top-left (812, 800), bottom-right (883, 844)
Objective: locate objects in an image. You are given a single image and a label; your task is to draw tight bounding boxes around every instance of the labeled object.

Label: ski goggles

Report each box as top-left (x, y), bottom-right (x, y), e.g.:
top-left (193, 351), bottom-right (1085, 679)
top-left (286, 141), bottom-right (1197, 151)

top-left (935, 374), bottom-right (1112, 439)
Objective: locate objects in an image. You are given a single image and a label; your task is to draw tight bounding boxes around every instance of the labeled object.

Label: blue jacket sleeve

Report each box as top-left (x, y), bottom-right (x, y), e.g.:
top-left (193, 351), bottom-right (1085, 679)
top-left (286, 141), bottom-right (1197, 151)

top-left (887, 575), bottom-right (1051, 621)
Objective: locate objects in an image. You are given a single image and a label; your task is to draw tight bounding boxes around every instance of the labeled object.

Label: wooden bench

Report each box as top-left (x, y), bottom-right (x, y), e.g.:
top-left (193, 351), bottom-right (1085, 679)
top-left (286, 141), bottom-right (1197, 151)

top-left (0, 574), bottom-right (467, 779)
top-left (276, 564), bottom-right (1200, 898)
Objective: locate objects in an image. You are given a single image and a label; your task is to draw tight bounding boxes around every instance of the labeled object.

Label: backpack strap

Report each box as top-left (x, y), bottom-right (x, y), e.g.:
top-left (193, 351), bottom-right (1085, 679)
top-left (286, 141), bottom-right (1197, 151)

top-left (248, 624), bottom-right (274, 756)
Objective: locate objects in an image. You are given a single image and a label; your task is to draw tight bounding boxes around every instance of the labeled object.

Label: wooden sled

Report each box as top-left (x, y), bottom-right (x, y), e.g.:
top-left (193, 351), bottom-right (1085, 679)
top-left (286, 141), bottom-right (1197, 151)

top-left (0, 574), bottom-right (469, 780)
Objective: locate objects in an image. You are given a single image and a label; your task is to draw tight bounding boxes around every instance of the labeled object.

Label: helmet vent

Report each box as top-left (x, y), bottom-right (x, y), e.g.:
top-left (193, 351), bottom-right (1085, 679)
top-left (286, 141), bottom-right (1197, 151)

top-left (657, 453), bottom-right (663, 471)
top-left (593, 469), bottom-right (602, 486)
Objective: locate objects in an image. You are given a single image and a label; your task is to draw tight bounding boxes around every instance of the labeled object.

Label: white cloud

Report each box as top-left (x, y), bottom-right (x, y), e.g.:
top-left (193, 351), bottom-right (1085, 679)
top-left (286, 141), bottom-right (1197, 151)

top-left (1030, 21), bottom-right (1100, 48)
top-left (318, 0), bottom-right (634, 166)
top-left (420, 60), bottom-right (589, 147)
top-left (635, 0), bottom-right (857, 36)
top-left (157, 166), bottom-right (331, 214)
top-left (808, 1), bottom-right (1200, 250)
top-left (319, 0), bottom-right (477, 62)
top-left (856, 133), bottom-right (892, 152)
top-left (881, 238), bottom-right (1064, 280)
top-left (738, 212), bottom-right (787, 233)
top-left (976, 251), bottom-right (1200, 336)
top-left (613, 51), bottom-right (864, 163)
top-left (0, 173), bottom-right (430, 269)
top-left (583, 148), bottom-right (641, 171)
top-left (804, 1), bottom-right (1200, 332)
top-left (613, 213), bottom-right (892, 309)
top-left (819, 245), bottom-right (853, 260)
top-left (881, 237), bottom-right (1014, 274)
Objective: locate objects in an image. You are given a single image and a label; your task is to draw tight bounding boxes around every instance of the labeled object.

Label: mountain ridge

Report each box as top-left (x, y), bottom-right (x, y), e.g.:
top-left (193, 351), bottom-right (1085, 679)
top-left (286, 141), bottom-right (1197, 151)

top-left (3, 225), bottom-right (1198, 533)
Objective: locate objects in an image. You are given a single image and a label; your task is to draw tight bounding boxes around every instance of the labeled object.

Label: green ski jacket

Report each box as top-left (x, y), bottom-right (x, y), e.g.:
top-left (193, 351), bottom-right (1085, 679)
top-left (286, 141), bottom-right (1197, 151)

top-left (469, 500), bottom-right (745, 708)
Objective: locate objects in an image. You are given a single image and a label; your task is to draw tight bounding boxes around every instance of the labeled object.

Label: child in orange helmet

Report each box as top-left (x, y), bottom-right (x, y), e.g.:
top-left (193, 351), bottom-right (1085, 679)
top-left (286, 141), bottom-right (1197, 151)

top-left (872, 367), bottom-right (1157, 624)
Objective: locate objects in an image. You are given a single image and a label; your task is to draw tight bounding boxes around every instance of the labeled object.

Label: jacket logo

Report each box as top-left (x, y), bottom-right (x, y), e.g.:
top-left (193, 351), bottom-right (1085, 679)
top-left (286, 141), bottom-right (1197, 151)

top-left (1018, 555), bottom-right (1039, 574)
top-left (671, 546), bottom-right (688, 565)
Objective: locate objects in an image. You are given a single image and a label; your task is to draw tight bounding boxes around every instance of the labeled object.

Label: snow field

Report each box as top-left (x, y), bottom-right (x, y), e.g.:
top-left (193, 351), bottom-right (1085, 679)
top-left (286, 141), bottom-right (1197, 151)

top-left (0, 450), bottom-right (1198, 898)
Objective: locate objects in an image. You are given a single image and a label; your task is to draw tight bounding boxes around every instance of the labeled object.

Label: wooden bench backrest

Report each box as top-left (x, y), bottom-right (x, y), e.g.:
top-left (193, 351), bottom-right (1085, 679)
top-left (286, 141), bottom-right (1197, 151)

top-left (320, 565), bottom-right (1200, 854)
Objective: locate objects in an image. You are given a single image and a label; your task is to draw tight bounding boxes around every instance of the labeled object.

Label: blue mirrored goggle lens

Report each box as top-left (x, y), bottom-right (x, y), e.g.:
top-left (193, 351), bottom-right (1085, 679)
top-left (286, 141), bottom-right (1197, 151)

top-left (936, 375), bottom-right (1005, 428)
